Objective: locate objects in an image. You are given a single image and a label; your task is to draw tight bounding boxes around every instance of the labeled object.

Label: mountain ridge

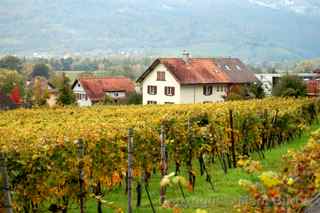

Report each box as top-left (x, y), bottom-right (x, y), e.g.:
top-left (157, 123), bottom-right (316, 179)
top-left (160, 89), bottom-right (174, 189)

top-left (0, 0), bottom-right (319, 63)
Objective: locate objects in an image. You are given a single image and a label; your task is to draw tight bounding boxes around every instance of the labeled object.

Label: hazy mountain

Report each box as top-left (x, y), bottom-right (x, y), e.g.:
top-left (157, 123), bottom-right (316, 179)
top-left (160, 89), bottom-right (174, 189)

top-left (0, 0), bottom-right (320, 62)
top-left (248, 0), bottom-right (320, 15)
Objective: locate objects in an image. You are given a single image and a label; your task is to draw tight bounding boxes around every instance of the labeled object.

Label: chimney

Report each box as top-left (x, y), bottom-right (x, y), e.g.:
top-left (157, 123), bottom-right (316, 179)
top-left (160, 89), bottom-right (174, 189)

top-left (182, 50), bottom-right (191, 64)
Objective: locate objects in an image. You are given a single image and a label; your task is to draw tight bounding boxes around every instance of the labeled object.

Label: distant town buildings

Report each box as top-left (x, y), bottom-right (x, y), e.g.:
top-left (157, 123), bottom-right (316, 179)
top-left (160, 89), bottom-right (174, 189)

top-left (255, 71), bottom-right (320, 96)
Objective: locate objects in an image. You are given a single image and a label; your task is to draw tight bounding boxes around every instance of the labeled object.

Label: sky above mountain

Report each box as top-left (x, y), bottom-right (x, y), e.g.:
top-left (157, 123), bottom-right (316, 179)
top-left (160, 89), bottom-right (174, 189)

top-left (0, 0), bottom-right (319, 62)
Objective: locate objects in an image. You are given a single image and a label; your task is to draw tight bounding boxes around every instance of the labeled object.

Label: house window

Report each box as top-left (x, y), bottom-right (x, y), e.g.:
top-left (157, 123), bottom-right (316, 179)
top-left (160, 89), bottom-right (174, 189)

top-left (77, 93), bottom-right (88, 100)
top-left (147, 100), bottom-right (157, 104)
top-left (165, 102), bottom-right (174, 104)
top-left (164, 87), bottom-right (175, 96)
top-left (157, 71), bottom-right (166, 81)
top-left (236, 65), bottom-right (242, 71)
top-left (147, 86), bottom-right (157, 95)
top-left (203, 85), bottom-right (213, 96)
top-left (216, 85), bottom-right (224, 92)
top-left (224, 65), bottom-right (231, 71)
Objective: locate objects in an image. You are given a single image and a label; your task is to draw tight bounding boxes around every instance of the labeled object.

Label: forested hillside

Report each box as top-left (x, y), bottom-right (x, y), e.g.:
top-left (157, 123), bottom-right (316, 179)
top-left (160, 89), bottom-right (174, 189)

top-left (1, 0), bottom-right (320, 62)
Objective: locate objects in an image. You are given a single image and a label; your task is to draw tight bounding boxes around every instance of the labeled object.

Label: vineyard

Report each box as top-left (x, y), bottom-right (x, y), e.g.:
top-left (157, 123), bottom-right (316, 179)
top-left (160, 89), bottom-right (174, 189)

top-left (0, 98), bottom-right (319, 212)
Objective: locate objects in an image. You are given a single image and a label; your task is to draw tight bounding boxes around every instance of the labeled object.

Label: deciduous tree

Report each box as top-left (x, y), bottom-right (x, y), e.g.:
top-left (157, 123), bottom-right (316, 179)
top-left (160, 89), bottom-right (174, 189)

top-left (272, 75), bottom-right (307, 97)
top-left (32, 63), bottom-right (50, 79)
top-left (0, 55), bottom-right (23, 72)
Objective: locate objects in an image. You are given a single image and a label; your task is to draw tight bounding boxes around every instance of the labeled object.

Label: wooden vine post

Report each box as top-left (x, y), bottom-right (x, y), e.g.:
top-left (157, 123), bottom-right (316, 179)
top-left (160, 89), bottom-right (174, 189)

top-left (187, 118), bottom-right (196, 191)
top-left (0, 152), bottom-right (13, 213)
top-left (143, 170), bottom-right (156, 213)
top-left (76, 139), bottom-right (85, 213)
top-left (229, 110), bottom-right (237, 168)
top-left (160, 124), bottom-right (168, 205)
top-left (127, 128), bottom-right (134, 213)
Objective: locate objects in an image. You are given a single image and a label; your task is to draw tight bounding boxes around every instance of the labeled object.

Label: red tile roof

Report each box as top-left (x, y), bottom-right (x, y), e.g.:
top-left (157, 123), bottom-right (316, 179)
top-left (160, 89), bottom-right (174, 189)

top-left (313, 68), bottom-right (320, 74)
top-left (73, 77), bottom-right (135, 101)
top-left (137, 58), bottom-right (258, 84)
top-left (307, 80), bottom-right (320, 96)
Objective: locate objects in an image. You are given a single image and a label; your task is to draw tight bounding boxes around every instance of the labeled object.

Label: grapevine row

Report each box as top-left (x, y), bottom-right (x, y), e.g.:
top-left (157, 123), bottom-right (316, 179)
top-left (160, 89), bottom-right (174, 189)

top-left (0, 98), bottom-right (318, 211)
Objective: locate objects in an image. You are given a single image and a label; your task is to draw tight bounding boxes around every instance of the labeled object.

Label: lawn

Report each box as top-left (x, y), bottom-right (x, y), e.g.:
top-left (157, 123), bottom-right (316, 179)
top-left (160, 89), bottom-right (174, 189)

top-left (68, 122), bottom-right (320, 213)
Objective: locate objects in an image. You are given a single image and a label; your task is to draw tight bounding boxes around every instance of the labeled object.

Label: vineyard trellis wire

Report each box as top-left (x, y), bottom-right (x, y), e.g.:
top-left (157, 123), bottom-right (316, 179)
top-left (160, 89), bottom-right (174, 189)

top-left (0, 98), bottom-right (319, 212)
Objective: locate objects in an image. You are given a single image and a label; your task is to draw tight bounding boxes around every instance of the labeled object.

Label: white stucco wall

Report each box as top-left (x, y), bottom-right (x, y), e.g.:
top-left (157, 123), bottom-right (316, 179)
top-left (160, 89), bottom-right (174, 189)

top-left (255, 74), bottom-right (281, 96)
top-left (142, 64), bottom-right (181, 104)
top-left (180, 85), bottom-right (227, 104)
top-left (72, 81), bottom-right (92, 107)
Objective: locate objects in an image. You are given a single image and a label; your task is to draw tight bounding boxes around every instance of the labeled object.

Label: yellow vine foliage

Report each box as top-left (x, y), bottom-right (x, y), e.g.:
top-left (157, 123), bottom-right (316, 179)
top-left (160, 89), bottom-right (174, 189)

top-left (0, 97), bottom-right (318, 210)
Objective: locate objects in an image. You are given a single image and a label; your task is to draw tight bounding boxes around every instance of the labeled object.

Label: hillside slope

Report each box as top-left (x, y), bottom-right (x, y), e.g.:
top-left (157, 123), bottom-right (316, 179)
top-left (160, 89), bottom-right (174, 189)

top-left (0, 0), bottom-right (320, 62)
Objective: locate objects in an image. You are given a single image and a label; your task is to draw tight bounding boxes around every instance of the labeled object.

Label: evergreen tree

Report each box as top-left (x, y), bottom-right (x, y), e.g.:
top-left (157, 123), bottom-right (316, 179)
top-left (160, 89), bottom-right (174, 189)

top-left (57, 73), bottom-right (75, 105)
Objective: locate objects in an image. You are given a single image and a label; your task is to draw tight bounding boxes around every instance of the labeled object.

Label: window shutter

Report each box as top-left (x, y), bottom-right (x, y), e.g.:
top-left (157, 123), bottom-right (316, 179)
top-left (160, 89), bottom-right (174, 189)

top-left (172, 87), bottom-right (175, 96)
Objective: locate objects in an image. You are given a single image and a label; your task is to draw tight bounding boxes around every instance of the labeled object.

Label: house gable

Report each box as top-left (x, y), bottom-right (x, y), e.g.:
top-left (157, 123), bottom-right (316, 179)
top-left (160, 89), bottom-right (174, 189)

top-left (72, 80), bottom-right (92, 107)
top-left (141, 63), bottom-right (181, 105)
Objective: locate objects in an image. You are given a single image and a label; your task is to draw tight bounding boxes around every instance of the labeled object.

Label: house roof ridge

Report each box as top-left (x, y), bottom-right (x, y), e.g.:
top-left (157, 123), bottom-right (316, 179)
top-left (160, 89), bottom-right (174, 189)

top-left (78, 76), bottom-right (129, 80)
top-left (158, 57), bottom-right (240, 60)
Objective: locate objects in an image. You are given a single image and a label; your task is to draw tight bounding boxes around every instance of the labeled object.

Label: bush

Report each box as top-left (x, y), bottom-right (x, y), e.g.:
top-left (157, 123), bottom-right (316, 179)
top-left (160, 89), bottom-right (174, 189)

top-left (225, 83), bottom-right (265, 101)
top-left (272, 75), bottom-right (307, 97)
top-left (238, 129), bottom-right (320, 212)
top-left (127, 92), bottom-right (142, 105)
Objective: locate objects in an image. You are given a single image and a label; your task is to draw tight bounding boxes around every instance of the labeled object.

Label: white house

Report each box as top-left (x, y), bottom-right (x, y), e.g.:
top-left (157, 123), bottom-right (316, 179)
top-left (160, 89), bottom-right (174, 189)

top-left (137, 52), bottom-right (258, 105)
top-left (72, 77), bottom-right (135, 106)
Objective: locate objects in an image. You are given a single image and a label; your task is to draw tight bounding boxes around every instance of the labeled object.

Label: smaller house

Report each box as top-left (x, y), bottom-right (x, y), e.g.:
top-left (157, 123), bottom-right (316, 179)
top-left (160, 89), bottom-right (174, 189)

top-left (72, 77), bottom-right (135, 106)
top-left (27, 78), bottom-right (58, 107)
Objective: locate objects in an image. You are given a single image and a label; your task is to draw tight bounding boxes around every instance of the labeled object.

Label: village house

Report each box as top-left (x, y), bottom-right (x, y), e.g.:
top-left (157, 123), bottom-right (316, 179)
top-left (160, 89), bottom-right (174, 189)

top-left (26, 77), bottom-right (58, 107)
top-left (136, 52), bottom-right (257, 105)
top-left (72, 76), bottom-right (135, 106)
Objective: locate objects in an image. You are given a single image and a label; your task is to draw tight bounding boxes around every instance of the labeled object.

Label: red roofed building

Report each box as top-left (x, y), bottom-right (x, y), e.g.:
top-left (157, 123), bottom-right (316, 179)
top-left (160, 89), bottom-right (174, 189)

top-left (72, 76), bottom-right (135, 106)
top-left (137, 52), bottom-right (257, 104)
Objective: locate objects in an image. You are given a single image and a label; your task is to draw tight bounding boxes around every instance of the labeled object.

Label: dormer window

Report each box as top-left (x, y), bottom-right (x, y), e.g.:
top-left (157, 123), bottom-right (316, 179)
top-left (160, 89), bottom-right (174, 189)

top-left (157, 71), bottom-right (166, 81)
top-left (236, 65), bottom-right (242, 71)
